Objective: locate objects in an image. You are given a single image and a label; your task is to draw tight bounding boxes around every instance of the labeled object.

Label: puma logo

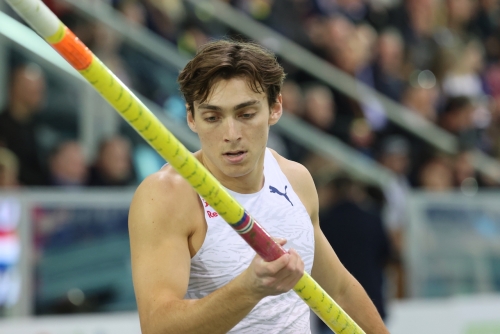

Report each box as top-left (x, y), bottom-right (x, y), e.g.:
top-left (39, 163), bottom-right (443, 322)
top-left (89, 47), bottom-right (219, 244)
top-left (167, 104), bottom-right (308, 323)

top-left (269, 185), bottom-right (293, 206)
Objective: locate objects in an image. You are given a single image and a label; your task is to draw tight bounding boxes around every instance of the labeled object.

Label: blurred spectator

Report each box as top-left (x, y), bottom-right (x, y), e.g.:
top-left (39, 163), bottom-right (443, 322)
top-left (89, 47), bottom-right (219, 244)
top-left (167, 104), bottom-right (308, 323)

top-left (322, 17), bottom-right (387, 143)
top-left (0, 63), bottom-right (48, 186)
top-left (281, 80), bottom-right (305, 117)
top-left (117, 0), bottom-right (147, 26)
top-left (378, 136), bottom-right (410, 299)
top-left (317, 173), bottom-right (391, 327)
top-left (177, 24), bottom-right (211, 56)
top-left (372, 28), bottom-right (406, 102)
top-left (88, 136), bottom-right (136, 187)
top-left (265, 0), bottom-right (316, 49)
top-left (349, 118), bottom-right (376, 156)
top-left (48, 141), bottom-right (88, 187)
top-left (388, 0), bottom-right (441, 71)
top-left (0, 148), bottom-right (19, 189)
top-left (115, 0), bottom-right (180, 103)
top-left (329, 21), bottom-right (375, 77)
top-left (438, 96), bottom-right (478, 149)
top-left (401, 84), bottom-right (440, 122)
top-left (441, 39), bottom-right (486, 99)
top-left (474, 0), bottom-right (500, 61)
top-left (443, 0), bottom-right (478, 42)
top-left (418, 155), bottom-right (454, 191)
top-left (303, 84), bottom-right (336, 131)
top-left (378, 136), bottom-right (410, 252)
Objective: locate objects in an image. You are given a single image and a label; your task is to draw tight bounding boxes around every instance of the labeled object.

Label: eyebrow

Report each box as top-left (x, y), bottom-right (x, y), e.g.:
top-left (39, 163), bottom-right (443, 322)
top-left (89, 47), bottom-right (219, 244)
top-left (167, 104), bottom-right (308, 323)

top-left (198, 100), bottom-right (261, 111)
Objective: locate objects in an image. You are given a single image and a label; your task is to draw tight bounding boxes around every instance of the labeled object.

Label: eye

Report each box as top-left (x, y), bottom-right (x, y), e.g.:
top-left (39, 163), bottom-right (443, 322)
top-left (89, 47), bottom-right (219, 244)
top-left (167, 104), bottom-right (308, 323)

top-left (240, 113), bottom-right (255, 119)
top-left (204, 116), bottom-right (219, 122)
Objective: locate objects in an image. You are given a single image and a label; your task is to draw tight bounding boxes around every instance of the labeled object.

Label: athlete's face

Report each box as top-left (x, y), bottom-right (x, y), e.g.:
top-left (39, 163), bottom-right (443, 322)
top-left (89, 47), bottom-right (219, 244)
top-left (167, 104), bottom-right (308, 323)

top-left (187, 77), bottom-right (282, 185)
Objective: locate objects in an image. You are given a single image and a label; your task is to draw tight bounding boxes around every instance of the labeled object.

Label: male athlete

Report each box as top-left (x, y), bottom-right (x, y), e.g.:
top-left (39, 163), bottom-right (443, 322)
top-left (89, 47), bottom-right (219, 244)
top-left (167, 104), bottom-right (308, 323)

top-left (129, 40), bottom-right (389, 333)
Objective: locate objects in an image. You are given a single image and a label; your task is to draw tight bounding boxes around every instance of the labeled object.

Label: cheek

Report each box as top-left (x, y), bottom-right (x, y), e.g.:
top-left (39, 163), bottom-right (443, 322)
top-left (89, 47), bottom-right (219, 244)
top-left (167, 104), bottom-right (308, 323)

top-left (249, 126), bottom-right (268, 145)
top-left (197, 130), bottom-right (220, 152)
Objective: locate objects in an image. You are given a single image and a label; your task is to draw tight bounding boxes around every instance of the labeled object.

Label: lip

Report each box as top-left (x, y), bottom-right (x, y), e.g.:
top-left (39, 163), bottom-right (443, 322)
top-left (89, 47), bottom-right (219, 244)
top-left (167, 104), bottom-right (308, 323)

top-left (222, 151), bottom-right (247, 164)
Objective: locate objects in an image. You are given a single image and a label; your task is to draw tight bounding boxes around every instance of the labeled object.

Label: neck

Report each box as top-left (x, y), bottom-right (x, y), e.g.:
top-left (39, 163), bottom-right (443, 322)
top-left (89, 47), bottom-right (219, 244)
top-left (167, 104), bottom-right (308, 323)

top-left (198, 150), bottom-right (266, 194)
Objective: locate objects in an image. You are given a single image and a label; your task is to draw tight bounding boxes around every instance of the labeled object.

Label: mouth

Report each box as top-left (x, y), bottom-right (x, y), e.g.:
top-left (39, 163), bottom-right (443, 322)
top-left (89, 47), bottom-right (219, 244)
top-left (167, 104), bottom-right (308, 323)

top-left (222, 150), bottom-right (248, 163)
top-left (223, 150), bottom-right (247, 156)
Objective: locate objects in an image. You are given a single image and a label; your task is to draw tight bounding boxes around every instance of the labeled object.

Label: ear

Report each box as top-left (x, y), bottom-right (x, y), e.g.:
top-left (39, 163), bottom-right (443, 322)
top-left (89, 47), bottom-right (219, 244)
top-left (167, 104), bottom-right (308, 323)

top-left (269, 94), bottom-right (283, 126)
top-left (186, 105), bottom-right (198, 133)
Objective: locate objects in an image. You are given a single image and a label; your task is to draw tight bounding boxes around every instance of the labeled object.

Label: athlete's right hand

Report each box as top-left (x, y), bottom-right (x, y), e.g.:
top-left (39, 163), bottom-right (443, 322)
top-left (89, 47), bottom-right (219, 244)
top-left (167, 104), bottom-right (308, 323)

top-left (240, 238), bottom-right (304, 299)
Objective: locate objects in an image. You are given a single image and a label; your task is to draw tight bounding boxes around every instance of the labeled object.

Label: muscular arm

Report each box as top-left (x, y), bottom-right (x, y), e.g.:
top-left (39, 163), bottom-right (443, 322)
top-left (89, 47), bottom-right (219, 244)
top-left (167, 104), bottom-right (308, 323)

top-left (129, 169), bottom-right (303, 334)
top-left (274, 151), bottom-right (389, 333)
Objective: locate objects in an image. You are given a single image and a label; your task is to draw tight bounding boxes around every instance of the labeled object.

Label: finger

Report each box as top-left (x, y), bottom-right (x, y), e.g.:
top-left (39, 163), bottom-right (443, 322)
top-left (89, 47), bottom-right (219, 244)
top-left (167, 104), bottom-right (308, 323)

top-left (276, 248), bottom-right (303, 280)
top-left (288, 248), bottom-right (304, 271)
top-left (263, 252), bottom-right (290, 275)
top-left (272, 237), bottom-right (287, 246)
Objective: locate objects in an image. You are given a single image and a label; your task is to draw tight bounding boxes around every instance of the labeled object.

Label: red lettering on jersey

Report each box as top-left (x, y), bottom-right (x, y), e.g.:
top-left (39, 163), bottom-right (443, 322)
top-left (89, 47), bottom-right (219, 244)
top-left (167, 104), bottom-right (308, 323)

top-left (207, 211), bottom-right (219, 218)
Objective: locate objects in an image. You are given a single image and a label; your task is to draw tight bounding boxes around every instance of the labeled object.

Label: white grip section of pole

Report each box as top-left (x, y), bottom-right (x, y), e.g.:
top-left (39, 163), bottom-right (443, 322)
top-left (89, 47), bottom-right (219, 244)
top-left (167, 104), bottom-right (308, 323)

top-left (6, 0), bottom-right (60, 38)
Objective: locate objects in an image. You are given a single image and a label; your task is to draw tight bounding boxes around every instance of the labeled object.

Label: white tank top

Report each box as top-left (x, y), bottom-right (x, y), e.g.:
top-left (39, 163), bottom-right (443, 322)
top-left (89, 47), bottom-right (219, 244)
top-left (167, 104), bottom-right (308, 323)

top-left (185, 149), bottom-right (315, 333)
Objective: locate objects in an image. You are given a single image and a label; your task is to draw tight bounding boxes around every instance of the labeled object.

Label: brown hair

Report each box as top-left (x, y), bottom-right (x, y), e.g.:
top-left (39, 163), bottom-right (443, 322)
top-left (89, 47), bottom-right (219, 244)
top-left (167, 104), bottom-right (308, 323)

top-left (178, 39), bottom-right (285, 115)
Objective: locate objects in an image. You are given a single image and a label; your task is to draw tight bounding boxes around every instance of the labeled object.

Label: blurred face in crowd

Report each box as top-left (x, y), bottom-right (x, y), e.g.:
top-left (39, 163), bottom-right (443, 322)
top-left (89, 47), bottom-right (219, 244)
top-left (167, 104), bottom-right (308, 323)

top-left (304, 85), bottom-right (335, 130)
top-left (50, 141), bottom-right (87, 185)
top-left (350, 118), bottom-right (374, 149)
top-left (447, 0), bottom-right (477, 28)
top-left (402, 86), bottom-right (439, 121)
top-left (406, 0), bottom-right (438, 36)
top-left (97, 137), bottom-right (132, 182)
top-left (120, 0), bottom-right (147, 26)
top-left (381, 152), bottom-right (409, 176)
top-left (305, 16), bottom-right (328, 49)
top-left (440, 105), bottom-right (474, 134)
top-left (93, 23), bottom-right (122, 54)
top-left (325, 16), bottom-right (355, 55)
top-left (419, 158), bottom-right (454, 191)
top-left (462, 40), bottom-right (485, 74)
top-left (281, 80), bottom-right (305, 116)
top-left (9, 64), bottom-right (46, 120)
top-left (378, 31), bottom-right (404, 75)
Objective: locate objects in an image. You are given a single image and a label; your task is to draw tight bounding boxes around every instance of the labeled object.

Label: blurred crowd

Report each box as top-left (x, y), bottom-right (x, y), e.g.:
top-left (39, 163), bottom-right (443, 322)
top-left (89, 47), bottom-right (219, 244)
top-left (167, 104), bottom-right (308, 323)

top-left (0, 63), bottom-right (136, 188)
top-left (2, 0), bottom-right (500, 319)
top-left (1, 0), bottom-right (499, 189)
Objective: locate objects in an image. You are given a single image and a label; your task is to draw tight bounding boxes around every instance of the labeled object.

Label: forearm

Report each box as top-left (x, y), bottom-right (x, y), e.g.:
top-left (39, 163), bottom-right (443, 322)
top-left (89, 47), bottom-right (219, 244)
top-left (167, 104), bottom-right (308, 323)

top-left (144, 275), bottom-right (261, 334)
top-left (336, 276), bottom-right (389, 334)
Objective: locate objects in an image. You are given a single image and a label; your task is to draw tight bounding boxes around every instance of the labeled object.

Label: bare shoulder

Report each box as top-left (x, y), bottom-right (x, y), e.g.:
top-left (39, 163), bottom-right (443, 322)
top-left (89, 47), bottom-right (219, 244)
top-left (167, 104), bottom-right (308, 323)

top-left (129, 164), bottom-right (201, 238)
top-left (269, 149), bottom-right (318, 216)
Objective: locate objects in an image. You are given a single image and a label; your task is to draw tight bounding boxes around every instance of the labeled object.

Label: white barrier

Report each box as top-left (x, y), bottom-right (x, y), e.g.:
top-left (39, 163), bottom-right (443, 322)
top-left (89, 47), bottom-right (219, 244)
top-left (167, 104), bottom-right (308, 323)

top-left (0, 312), bottom-right (141, 334)
top-left (387, 295), bottom-right (500, 334)
top-left (0, 295), bottom-right (499, 333)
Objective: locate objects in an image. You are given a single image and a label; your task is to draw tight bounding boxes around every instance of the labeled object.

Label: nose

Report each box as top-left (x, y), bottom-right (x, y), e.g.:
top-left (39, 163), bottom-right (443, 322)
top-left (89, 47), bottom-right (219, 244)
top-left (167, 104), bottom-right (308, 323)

top-left (223, 118), bottom-right (242, 143)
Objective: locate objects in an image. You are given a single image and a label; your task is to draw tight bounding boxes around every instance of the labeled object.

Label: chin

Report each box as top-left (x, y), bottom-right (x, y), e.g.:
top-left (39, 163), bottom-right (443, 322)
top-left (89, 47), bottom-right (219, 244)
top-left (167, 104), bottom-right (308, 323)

top-left (220, 165), bottom-right (251, 179)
